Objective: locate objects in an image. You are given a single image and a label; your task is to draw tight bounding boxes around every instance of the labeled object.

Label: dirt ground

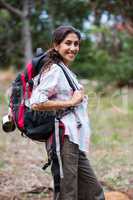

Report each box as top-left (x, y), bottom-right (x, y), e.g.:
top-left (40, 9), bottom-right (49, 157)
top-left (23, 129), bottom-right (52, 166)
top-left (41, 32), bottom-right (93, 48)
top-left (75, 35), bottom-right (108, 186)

top-left (0, 77), bottom-right (133, 200)
top-left (0, 79), bottom-right (53, 199)
top-left (0, 132), bottom-right (53, 199)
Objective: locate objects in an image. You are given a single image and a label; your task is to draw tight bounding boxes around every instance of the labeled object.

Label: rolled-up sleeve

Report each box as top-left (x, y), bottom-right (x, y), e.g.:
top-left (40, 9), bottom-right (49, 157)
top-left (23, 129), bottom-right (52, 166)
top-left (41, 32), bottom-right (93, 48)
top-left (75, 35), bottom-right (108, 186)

top-left (30, 64), bottom-right (61, 105)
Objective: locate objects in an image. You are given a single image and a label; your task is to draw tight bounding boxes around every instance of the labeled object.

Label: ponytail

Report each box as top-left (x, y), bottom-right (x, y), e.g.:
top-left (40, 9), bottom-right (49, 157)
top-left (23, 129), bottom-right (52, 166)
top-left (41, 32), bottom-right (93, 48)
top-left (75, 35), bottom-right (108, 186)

top-left (41, 48), bottom-right (63, 73)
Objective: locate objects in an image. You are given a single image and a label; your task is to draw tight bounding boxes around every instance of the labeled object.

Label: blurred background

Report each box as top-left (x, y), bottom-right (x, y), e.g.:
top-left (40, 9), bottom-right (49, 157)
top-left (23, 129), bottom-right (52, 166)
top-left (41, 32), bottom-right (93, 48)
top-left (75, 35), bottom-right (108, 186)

top-left (0, 0), bottom-right (133, 199)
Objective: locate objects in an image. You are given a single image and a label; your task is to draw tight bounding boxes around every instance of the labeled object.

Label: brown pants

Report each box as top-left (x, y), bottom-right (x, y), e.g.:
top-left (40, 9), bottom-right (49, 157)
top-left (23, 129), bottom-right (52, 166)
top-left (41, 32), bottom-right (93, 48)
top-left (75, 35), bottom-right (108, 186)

top-left (53, 136), bottom-right (105, 200)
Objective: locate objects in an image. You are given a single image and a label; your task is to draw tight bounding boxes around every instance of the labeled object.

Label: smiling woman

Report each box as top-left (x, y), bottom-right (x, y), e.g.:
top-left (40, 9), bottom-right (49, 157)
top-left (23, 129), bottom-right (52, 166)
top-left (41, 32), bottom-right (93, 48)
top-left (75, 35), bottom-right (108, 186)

top-left (30, 26), bottom-right (105, 200)
top-left (54, 33), bottom-right (80, 65)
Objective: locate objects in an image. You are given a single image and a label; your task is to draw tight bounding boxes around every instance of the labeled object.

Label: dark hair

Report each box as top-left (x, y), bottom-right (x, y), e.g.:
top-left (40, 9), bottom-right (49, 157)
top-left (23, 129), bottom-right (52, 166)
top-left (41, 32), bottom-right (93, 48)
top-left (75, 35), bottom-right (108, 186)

top-left (41, 26), bottom-right (81, 72)
top-left (52, 25), bottom-right (81, 44)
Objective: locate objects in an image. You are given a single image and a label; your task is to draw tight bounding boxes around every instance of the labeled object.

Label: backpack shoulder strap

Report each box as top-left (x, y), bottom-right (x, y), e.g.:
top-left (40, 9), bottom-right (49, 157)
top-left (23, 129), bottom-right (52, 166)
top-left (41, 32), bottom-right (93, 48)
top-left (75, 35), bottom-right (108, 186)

top-left (58, 63), bottom-right (78, 91)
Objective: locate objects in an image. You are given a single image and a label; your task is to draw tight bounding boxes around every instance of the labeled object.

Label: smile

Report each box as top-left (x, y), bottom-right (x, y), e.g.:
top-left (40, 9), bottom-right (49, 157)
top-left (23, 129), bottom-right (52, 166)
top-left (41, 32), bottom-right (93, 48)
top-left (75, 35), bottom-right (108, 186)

top-left (67, 53), bottom-right (76, 57)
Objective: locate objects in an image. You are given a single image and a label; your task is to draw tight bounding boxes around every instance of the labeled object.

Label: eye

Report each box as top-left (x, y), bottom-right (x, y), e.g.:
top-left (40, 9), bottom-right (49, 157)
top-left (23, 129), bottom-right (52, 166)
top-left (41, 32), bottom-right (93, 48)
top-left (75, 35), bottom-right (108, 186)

top-left (65, 40), bottom-right (71, 45)
top-left (74, 41), bottom-right (79, 47)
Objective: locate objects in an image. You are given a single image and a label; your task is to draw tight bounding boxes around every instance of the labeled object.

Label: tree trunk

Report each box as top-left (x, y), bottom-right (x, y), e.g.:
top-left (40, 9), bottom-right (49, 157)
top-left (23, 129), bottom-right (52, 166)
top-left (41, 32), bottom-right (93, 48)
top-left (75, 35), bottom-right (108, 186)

top-left (0, 0), bottom-right (33, 65)
top-left (22, 0), bottom-right (33, 65)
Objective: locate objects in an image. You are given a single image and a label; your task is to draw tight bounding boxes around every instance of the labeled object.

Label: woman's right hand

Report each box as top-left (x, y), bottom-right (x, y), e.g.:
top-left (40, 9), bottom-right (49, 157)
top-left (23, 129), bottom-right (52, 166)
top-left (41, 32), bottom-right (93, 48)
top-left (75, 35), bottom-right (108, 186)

top-left (31, 90), bottom-right (85, 111)
top-left (70, 90), bottom-right (84, 106)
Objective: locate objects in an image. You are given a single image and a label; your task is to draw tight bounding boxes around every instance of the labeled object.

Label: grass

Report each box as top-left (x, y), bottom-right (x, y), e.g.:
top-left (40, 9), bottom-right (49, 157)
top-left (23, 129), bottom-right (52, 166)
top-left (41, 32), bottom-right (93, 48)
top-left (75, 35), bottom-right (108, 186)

top-left (0, 81), bottom-right (133, 195)
top-left (86, 85), bottom-right (133, 190)
top-left (0, 160), bottom-right (6, 169)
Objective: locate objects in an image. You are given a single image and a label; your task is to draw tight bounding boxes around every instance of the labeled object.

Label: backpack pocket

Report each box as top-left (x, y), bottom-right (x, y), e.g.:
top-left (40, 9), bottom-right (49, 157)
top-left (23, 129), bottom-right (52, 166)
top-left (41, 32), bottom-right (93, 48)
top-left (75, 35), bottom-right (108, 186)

top-left (24, 109), bottom-right (55, 141)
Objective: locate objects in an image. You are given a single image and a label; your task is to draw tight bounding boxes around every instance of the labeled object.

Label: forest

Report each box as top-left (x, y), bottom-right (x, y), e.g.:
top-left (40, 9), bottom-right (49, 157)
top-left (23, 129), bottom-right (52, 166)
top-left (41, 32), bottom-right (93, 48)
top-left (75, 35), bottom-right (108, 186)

top-left (0, 0), bottom-right (133, 199)
top-left (0, 0), bottom-right (133, 87)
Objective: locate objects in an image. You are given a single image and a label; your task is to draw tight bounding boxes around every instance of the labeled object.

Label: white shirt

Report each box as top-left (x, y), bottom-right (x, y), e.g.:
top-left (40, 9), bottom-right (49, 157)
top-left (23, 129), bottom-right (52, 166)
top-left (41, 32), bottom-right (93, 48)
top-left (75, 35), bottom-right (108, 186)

top-left (30, 63), bottom-right (91, 152)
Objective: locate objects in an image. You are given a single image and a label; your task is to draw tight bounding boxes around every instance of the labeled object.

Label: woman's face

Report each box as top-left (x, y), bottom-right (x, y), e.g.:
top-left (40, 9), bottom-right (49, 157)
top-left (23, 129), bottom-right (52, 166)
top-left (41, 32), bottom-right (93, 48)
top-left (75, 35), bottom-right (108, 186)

top-left (54, 33), bottom-right (80, 65)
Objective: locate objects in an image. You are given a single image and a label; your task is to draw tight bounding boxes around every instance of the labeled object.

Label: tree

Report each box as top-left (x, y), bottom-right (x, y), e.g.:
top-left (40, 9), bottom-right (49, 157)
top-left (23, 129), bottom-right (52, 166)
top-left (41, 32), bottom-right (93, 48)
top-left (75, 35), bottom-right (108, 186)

top-left (88, 0), bottom-right (133, 36)
top-left (45, 0), bottom-right (89, 29)
top-left (0, 0), bottom-right (34, 65)
top-left (0, 0), bottom-right (91, 68)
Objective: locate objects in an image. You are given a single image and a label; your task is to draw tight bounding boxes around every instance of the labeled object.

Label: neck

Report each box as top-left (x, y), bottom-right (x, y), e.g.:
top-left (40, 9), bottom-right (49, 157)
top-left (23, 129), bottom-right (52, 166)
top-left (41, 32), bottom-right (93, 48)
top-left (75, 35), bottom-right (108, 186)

top-left (61, 61), bottom-right (69, 68)
top-left (62, 60), bottom-right (71, 67)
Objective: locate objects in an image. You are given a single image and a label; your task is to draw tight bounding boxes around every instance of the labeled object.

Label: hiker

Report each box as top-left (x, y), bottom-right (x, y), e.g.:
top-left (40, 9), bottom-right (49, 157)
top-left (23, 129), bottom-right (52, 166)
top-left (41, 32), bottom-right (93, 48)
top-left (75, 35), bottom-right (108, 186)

top-left (30, 26), bottom-right (105, 200)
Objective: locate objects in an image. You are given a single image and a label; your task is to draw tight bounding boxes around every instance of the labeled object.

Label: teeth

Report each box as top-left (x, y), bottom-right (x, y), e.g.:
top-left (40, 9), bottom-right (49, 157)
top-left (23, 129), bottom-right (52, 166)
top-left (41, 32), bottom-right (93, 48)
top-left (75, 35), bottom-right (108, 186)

top-left (69, 53), bottom-right (74, 55)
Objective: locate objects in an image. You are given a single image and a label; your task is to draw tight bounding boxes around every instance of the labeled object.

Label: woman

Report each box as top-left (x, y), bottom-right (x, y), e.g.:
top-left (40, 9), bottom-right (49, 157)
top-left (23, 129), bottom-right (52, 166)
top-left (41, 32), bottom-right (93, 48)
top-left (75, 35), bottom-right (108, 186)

top-left (30, 26), bottom-right (105, 200)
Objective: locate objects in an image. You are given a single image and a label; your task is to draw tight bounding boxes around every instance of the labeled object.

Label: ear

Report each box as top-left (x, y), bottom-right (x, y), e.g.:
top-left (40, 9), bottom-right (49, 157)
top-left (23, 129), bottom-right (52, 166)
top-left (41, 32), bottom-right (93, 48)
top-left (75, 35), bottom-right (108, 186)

top-left (53, 43), bottom-right (59, 51)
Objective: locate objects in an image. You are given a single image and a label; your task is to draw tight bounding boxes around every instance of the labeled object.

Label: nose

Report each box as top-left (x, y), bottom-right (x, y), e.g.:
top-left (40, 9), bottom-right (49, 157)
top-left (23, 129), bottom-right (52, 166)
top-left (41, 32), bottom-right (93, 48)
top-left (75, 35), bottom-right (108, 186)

top-left (70, 44), bottom-right (78, 52)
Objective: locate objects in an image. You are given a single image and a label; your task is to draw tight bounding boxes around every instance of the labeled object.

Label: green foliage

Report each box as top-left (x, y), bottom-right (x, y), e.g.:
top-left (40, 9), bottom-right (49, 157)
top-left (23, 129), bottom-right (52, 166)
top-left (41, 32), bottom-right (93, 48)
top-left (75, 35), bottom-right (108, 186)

top-left (0, 0), bottom-right (90, 68)
top-left (89, 0), bottom-right (133, 22)
top-left (45, 0), bottom-right (89, 29)
top-left (73, 26), bottom-right (133, 87)
top-left (0, 0), bottom-right (133, 87)
top-left (0, 9), bottom-right (22, 68)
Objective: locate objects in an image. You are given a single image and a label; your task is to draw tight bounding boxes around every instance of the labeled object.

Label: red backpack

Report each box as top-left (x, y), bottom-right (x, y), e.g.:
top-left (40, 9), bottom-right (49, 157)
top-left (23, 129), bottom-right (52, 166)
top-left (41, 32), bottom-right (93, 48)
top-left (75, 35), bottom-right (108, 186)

top-left (9, 48), bottom-right (76, 142)
top-left (6, 50), bottom-right (76, 193)
top-left (10, 48), bottom-right (49, 136)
